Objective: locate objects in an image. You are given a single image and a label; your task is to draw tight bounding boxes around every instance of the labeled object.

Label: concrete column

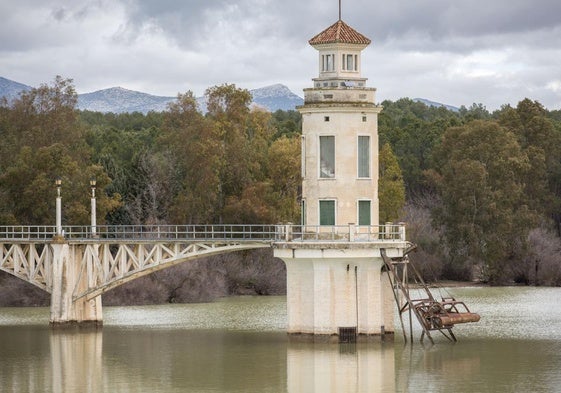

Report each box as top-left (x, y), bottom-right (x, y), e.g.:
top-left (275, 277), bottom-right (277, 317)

top-left (50, 241), bottom-right (102, 325)
top-left (50, 240), bottom-right (72, 324)
top-left (73, 245), bottom-right (102, 323)
top-left (284, 257), bottom-right (315, 334)
top-left (90, 194), bottom-right (97, 237)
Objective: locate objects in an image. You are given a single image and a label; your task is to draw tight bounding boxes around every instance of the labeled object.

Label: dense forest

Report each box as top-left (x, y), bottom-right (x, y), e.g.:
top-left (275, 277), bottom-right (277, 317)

top-left (1, 76), bottom-right (561, 306)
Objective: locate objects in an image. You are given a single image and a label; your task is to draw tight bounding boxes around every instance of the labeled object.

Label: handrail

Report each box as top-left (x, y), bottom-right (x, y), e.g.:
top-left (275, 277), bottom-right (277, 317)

top-left (0, 223), bottom-right (406, 242)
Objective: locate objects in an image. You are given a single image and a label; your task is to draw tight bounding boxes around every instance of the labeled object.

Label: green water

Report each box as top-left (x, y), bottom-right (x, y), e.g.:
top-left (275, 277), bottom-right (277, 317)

top-left (1, 288), bottom-right (561, 392)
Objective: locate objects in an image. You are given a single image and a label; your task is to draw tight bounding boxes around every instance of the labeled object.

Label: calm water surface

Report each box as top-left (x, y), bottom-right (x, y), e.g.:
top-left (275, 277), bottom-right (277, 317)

top-left (1, 287), bottom-right (561, 392)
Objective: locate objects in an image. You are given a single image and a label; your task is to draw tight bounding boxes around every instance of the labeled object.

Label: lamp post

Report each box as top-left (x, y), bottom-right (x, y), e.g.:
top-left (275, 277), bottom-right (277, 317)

top-left (90, 177), bottom-right (97, 237)
top-left (55, 177), bottom-right (62, 237)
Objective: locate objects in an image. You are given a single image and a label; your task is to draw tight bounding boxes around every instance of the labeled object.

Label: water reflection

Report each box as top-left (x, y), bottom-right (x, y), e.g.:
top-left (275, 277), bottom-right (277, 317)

top-left (3, 288), bottom-right (561, 392)
top-left (287, 341), bottom-right (395, 393)
top-left (0, 327), bottom-right (103, 393)
top-left (50, 329), bottom-right (103, 393)
top-left (0, 325), bottom-right (399, 393)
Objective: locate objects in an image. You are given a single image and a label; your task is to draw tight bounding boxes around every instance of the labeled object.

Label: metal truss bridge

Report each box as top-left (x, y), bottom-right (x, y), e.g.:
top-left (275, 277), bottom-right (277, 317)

top-left (0, 223), bottom-right (407, 323)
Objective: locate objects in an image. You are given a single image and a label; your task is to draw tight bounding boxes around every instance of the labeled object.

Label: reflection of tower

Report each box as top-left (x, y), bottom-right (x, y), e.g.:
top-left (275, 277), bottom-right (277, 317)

top-left (300, 18), bottom-right (380, 227)
top-left (287, 342), bottom-right (395, 392)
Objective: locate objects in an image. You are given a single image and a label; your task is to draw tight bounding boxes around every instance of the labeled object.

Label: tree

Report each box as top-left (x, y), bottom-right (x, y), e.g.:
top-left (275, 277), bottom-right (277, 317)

top-left (158, 92), bottom-right (222, 224)
top-left (205, 84), bottom-right (253, 220)
top-left (499, 99), bottom-right (561, 225)
top-left (0, 77), bottom-right (120, 225)
top-left (431, 120), bottom-right (537, 283)
top-left (270, 110), bottom-right (301, 139)
top-left (267, 136), bottom-right (301, 222)
top-left (378, 143), bottom-right (405, 223)
top-left (378, 98), bottom-right (460, 196)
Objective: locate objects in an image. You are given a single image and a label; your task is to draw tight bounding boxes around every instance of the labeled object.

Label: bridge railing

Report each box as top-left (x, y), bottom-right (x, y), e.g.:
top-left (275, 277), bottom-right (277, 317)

top-left (277, 223), bottom-right (406, 242)
top-left (0, 223), bottom-right (406, 242)
top-left (0, 225), bottom-right (56, 240)
top-left (64, 225), bottom-right (281, 241)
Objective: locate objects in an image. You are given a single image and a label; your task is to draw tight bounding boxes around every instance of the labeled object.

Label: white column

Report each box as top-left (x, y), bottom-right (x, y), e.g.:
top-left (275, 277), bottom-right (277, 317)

top-left (90, 191), bottom-right (97, 237)
top-left (56, 195), bottom-right (62, 236)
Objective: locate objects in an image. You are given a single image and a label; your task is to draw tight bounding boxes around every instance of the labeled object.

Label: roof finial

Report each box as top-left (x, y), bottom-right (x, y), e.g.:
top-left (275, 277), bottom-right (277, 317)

top-left (339, 0), bottom-right (342, 20)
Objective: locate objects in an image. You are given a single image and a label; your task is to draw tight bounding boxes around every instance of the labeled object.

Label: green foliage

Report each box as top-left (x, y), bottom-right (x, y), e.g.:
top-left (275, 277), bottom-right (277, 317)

top-left (0, 76), bottom-right (121, 225)
top-left (266, 136), bottom-right (301, 222)
top-left (498, 99), bottom-right (561, 221)
top-left (379, 99), bottom-right (462, 195)
top-left (431, 120), bottom-right (537, 282)
top-left (160, 91), bottom-right (221, 224)
top-left (378, 143), bottom-right (405, 223)
top-left (4, 75), bottom-right (561, 287)
top-left (270, 110), bottom-right (301, 139)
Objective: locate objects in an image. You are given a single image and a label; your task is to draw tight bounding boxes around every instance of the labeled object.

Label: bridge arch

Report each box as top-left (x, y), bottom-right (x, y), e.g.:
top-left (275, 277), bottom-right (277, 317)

top-left (73, 241), bottom-right (272, 301)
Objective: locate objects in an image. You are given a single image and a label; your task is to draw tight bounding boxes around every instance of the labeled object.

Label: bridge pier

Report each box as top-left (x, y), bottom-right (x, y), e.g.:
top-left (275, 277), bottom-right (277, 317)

top-left (274, 243), bottom-right (404, 340)
top-left (50, 240), bottom-right (102, 326)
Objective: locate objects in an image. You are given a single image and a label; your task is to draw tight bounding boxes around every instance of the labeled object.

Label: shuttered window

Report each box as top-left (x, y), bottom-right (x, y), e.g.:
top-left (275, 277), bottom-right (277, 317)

top-left (320, 136), bottom-right (335, 178)
top-left (319, 200), bottom-right (336, 225)
top-left (358, 200), bottom-right (371, 226)
top-left (358, 136), bottom-right (370, 178)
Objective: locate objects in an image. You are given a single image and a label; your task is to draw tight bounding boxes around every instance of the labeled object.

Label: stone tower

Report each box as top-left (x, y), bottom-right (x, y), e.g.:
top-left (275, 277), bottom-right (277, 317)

top-left (299, 19), bottom-right (381, 228)
top-left (273, 16), bottom-right (408, 341)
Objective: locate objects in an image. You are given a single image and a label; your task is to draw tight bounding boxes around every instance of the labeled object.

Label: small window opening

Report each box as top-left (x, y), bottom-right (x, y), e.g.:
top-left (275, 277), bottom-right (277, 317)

top-left (339, 327), bottom-right (357, 343)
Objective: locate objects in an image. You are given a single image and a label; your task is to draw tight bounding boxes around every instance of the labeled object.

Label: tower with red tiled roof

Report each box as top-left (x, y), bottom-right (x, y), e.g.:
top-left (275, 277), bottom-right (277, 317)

top-left (299, 17), bottom-right (381, 228)
top-left (273, 12), bottom-right (404, 342)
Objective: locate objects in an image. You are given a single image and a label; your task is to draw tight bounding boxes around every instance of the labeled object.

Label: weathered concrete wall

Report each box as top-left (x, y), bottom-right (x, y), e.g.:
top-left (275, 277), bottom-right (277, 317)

top-left (275, 246), bottom-right (395, 337)
top-left (300, 105), bottom-right (381, 227)
top-left (50, 242), bottom-right (102, 325)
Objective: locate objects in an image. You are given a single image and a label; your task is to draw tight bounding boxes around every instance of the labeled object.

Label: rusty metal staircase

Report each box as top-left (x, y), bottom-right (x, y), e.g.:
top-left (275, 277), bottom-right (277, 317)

top-left (381, 247), bottom-right (480, 344)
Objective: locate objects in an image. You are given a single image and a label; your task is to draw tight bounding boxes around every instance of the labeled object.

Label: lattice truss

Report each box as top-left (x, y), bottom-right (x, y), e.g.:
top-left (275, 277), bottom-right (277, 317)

top-left (75, 241), bottom-right (268, 300)
top-left (0, 243), bottom-right (53, 292)
top-left (0, 241), bottom-right (268, 299)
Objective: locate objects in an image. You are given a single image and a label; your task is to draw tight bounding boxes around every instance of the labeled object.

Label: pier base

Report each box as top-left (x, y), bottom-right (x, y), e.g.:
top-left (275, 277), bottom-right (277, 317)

top-left (50, 241), bottom-right (102, 325)
top-left (274, 243), bottom-right (405, 339)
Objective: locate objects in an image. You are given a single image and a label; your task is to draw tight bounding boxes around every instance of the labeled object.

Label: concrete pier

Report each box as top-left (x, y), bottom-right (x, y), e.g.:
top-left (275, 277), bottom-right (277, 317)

top-left (274, 243), bottom-right (404, 339)
top-left (50, 240), bottom-right (102, 325)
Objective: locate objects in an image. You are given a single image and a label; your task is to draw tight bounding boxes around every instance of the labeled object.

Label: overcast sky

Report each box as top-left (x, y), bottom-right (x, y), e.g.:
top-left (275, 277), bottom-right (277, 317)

top-left (2, 0), bottom-right (561, 110)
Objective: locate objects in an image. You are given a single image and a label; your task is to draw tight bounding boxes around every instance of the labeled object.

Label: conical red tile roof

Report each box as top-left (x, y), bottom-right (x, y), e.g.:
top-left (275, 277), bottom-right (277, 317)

top-left (309, 20), bottom-right (371, 46)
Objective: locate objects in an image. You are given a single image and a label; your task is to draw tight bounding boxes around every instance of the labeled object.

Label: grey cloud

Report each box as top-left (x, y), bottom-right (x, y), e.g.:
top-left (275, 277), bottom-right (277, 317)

top-left (1, 0), bottom-right (560, 109)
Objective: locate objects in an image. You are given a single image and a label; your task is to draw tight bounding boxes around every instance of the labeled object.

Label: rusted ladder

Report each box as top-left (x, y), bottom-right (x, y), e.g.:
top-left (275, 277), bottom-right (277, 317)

top-left (381, 248), bottom-right (480, 344)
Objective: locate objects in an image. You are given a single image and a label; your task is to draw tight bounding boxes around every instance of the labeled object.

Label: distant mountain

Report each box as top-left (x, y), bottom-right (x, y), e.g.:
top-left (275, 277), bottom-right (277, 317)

top-left (77, 87), bottom-right (175, 113)
top-left (413, 98), bottom-right (459, 112)
top-left (3, 76), bottom-right (462, 114)
top-left (76, 84), bottom-right (303, 113)
top-left (0, 76), bottom-right (304, 114)
top-left (0, 77), bottom-right (32, 103)
top-left (250, 84), bottom-right (303, 111)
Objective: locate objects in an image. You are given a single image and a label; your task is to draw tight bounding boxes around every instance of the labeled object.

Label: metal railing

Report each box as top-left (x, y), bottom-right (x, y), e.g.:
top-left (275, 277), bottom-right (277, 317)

top-left (277, 223), bottom-right (406, 242)
top-left (0, 223), bottom-right (406, 243)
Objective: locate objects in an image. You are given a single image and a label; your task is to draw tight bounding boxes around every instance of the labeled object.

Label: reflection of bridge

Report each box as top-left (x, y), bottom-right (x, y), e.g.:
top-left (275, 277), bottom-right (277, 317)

top-left (0, 224), bottom-right (407, 328)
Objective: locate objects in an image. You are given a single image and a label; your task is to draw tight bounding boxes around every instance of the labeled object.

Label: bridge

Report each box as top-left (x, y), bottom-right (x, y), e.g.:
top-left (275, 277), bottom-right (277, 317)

top-left (0, 223), bottom-right (408, 330)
